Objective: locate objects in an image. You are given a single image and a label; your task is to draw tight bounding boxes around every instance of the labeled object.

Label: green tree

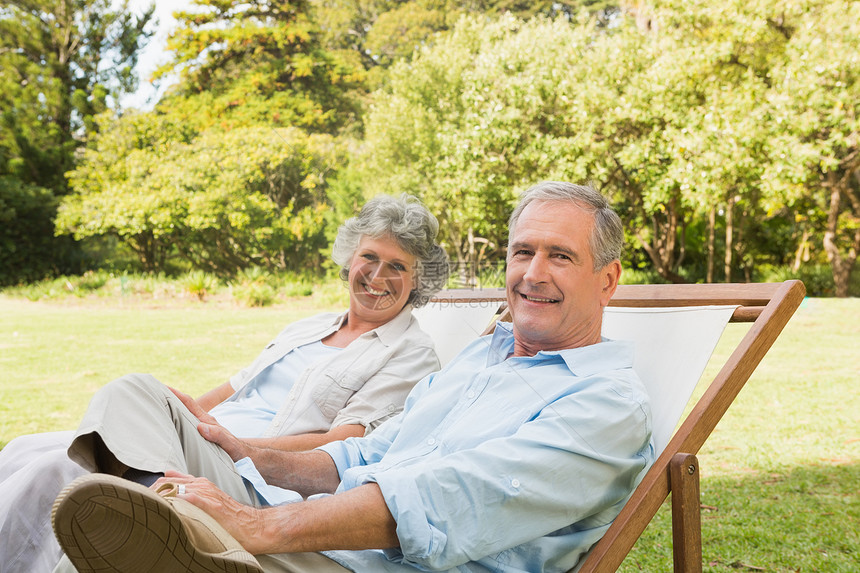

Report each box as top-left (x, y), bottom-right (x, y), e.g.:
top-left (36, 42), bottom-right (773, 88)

top-left (153, 0), bottom-right (365, 135)
top-left (0, 0), bottom-right (154, 284)
top-left (361, 15), bottom-right (603, 267)
top-left (635, 0), bottom-right (859, 293)
top-left (59, 114), bottom-right (345, 274)
top-left (363, 1), bottom-right (449, 67)
top-left (761, 0), bottom-right (860, 296)
top-left (588, 1), bottom-right (785, 283)
top-left (361, 2), bottom-right (857, 290)
top-left (311, 0), bottom-right (618, 80)
top-left (53, 0), bottom-right (377, 277)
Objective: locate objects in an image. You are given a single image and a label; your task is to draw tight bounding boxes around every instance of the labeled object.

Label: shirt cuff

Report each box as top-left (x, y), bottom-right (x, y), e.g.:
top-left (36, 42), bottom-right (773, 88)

top-left (372, 470), bottom-right (446, 567)
top-left (316, 440), bottom-right (356, 479)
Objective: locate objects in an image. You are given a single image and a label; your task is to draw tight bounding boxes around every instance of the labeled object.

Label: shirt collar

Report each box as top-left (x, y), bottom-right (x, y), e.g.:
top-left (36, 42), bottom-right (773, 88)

top-left (346, 304), bottom-right (415, 347)
top-left (488, 321), bottom-right (635, 376)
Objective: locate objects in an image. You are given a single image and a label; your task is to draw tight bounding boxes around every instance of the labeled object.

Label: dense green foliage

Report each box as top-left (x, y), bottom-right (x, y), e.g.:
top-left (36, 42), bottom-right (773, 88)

top-left (59, 117), bottom-right (345, 273)
top-left (362, 2), bottom-right (860, 293)
top-left (52, 0), bottom-right (368, 274)
top-left (155, 0), bottom-right (366, 133)
top-left (0, 0), bottom-right (154, 285)
top-left (2, 0), bottom-right (858, 294)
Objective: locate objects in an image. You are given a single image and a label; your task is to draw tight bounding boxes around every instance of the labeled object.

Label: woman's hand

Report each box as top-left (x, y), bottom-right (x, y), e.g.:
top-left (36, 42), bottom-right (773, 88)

top-left (169, 387), bottom-right (249, 461)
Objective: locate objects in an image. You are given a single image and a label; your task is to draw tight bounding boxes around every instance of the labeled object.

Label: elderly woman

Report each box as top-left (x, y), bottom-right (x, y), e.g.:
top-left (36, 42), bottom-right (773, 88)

top-left (0, 194), bottom-right (448, 573)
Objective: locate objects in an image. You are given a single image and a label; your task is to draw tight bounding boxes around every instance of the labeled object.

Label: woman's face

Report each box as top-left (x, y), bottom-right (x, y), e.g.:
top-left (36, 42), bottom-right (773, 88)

top-left (347, 235), bottom-right (417, 326)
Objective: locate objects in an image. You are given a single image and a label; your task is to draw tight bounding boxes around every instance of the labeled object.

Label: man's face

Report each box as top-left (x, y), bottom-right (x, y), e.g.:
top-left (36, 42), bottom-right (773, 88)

top-left (505, 200), bottom-right (620, 356)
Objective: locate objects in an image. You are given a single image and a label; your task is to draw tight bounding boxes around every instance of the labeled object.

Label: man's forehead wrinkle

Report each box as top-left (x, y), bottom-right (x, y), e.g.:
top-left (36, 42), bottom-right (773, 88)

top-left (511, 231), bottom-right (582, 260)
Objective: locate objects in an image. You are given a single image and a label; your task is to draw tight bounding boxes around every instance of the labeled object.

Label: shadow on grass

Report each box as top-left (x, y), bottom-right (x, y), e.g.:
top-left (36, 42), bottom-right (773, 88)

top-left (621, 463), bottom-right (859, 572)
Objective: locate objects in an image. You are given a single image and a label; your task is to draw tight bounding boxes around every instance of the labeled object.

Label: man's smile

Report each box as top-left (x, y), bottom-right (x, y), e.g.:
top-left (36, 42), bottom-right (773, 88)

top-left (519, 292), bottom-right (560, 303)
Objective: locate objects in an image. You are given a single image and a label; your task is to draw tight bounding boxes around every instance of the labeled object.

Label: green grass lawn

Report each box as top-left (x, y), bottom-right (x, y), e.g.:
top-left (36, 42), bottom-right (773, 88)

top-left (1, 294), bottom-right (857, 571)
top-left (621, 297), bottom-right (860, 572)
top-left (0, 296), bottom-right (326, 438)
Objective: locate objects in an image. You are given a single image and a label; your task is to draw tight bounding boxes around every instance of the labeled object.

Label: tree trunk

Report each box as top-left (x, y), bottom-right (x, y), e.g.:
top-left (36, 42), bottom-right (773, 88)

top-left (52, 0), bottom-right (77, 143)
top-left (466, 227), bottom-right (476, 288)
top-left (609, 160), bottom-right (686, 283)
top-left (823, 171), bottom-right (860, 297)
top-left (634, 198), bottom-right (687, 284)
top-left (707, 207), bottom-right (716, 283)
top-left (724, 196), bottom-right (734, 283)
top-left (793, 229), bottom-right (811, 273)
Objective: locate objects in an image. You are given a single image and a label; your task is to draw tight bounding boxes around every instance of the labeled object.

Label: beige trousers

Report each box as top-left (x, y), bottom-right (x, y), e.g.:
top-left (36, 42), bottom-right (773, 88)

top-left (53, 373), bottom-right (350, 572)
top-left (52, 551), bottom-right (349, 573)
top-left (68, 373), bottom-right (260, 505)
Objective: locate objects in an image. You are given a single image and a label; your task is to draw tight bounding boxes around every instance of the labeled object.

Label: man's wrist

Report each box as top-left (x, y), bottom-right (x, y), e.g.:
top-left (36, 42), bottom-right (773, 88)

top-left (248, 503), bottom-right (301, 554)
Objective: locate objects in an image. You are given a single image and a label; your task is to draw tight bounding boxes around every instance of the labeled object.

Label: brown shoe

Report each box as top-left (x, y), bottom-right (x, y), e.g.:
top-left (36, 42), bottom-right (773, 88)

top-left (52, 473), bottom-right (263, 573)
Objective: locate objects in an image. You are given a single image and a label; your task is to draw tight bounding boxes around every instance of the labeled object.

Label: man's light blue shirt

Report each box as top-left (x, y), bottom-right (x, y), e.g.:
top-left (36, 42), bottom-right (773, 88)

top-left (318, 322), bottom-right (655, 573)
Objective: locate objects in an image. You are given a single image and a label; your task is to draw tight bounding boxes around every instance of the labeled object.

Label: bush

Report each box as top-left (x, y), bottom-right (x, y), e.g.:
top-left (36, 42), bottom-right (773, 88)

top-left (231, 266), bottom-right (282, 307)
top-left (0, 179), bottom-right (85, 286)
top-left (756, 264), bottom-right (837, 297)
top-left (60, 123), bottom-right (344, 275)
top-left (180, 271), bottom-right (220, 301)
top-left (5, 271), bottom-right (113, 300)
top-left (620, 268), bottom-right (670, 285)
top-left (232, 281), bottom-right (278, 307)
top-left (283, 280), bottom-right (315, 297)
top-left (74, 271), bottom-right (110, 294)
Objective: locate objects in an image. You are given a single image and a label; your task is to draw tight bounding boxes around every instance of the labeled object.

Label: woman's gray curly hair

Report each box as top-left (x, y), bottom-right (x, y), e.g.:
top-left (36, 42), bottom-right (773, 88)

top-left (332, 194), bottom-right (449, 308)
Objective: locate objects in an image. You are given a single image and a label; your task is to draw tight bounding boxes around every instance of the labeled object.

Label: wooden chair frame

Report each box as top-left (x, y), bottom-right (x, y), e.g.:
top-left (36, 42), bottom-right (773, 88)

top-left (430, 280), bottom-right (806, 572)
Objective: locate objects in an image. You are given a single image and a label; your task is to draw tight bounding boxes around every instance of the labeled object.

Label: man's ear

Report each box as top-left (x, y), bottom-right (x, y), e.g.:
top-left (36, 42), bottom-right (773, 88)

top-left (599, 260), bottom-right (622, 306)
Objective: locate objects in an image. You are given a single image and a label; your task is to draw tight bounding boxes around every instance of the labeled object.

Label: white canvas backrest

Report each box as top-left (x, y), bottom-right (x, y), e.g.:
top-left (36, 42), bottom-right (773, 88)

top-left (418, 300), bottom-right (736, 451)
top-left (413, 301), bottom-right (504, 366)
top-left (602, 305), bottom-right (737, 455)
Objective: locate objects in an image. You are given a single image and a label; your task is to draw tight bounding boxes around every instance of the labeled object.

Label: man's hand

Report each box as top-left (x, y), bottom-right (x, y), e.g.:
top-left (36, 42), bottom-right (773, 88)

top-left (154, 470), bottom-right (399, 555)
top-left (169, 387), bottom-right (249, 461)
top-left (154, 471), bottom-right (272, 554)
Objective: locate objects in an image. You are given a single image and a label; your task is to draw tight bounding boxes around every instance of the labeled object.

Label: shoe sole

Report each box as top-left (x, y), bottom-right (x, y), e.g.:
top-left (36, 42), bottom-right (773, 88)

top-left (52, 474), bottom-right (263, 573)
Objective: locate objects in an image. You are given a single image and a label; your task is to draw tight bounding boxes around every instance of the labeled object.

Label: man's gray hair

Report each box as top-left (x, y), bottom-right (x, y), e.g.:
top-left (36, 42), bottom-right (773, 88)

top-left (332, 194), bottom-right (449, 307)
top-left (508, 181), bottom-right (624, 270)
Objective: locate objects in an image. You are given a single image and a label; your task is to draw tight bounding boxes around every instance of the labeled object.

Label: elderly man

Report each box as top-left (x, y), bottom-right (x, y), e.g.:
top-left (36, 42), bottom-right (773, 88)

top-left (52, 182), bottom-right (655, 573)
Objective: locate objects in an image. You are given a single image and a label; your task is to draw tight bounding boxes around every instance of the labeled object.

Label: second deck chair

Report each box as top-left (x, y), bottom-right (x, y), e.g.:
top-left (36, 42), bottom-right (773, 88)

top-left (413, 297), bottom-right (505, 366)
top-left (428, 280), bottom-right (805, 573)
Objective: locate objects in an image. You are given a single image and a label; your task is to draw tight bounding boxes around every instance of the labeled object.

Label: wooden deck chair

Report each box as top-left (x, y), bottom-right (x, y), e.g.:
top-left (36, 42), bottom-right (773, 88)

top-left (576, 281), bottom-right (805, 572)
top-left (429, 280), bottom-right (806, 573)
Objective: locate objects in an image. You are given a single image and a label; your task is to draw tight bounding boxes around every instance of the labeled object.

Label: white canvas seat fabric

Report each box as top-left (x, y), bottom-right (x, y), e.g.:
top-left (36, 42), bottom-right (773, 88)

top-left (602, 305), bottom-right (737, 454)
top-left (413, 301), bottom-right (503, 366)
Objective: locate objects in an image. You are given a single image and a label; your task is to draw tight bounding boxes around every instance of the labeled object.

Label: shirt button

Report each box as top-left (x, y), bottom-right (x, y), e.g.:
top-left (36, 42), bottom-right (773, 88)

top-left (427, 438), bottom-right (436, 446)
top-left (511, 479), bottom-right (521, 488)
top-left (466, 391), bottom-right (475, 399)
